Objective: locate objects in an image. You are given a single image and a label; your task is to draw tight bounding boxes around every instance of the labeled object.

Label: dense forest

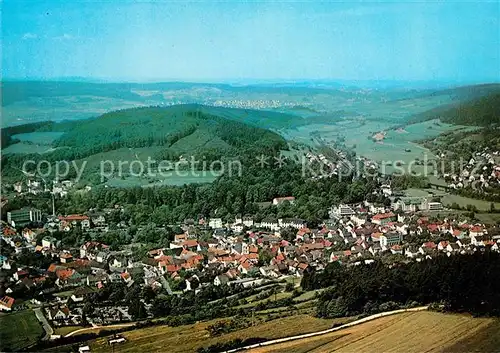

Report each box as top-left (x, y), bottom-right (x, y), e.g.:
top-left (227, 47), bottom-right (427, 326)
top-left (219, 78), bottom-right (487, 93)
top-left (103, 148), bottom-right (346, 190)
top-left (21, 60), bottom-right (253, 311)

top-left (302, 252), bottom-right (500, 318)
top-left (51, 106), bottom-right (287, 159)
top-left (53, 162), bottom-right (373, 226)
top-left (2, 161), bottom-right (379, 248)
top-left (409, 92), bottom-right (500, 126)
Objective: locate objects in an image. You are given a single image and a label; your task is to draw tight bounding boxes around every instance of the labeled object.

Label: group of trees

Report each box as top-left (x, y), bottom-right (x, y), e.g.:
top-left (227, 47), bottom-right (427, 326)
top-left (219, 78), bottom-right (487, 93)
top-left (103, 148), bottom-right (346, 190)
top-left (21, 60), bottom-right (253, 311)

top-left (49, 161), bottom-right (373, 228)
top-left (79, 282), bottom-right (154, 321)
top-left (302, 252), bottom-right (500, 318)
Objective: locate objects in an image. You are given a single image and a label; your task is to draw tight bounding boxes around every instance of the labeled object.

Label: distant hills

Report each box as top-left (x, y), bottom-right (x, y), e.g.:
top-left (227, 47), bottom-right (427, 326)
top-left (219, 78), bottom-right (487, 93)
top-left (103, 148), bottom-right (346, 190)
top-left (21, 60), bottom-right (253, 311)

top-left (3, 80), bottom-right (500, 128)
top-left (409, 85), bottom-right (500, 126)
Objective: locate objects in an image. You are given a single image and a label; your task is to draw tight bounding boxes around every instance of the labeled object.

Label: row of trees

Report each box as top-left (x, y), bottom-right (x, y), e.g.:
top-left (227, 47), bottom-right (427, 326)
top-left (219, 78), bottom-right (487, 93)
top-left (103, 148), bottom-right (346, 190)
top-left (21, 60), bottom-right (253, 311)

top-left (302, 252), bottom-right (500, 318)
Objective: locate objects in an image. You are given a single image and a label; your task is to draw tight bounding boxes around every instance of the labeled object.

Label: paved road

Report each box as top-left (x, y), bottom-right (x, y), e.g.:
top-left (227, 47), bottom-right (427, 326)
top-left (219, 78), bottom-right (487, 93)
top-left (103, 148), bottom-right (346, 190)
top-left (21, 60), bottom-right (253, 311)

top-left (34, 308), bottom-right (53, 340)
top-left (223, 306), bottom-right (429, 352)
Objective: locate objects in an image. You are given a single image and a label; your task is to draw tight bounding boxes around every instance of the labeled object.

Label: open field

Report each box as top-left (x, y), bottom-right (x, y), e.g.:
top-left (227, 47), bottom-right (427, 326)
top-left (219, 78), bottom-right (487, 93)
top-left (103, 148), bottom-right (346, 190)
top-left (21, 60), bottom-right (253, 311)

top-left (53, 325), bottom-right (86, 336)
top-left (12, 131), bottom-right (65, 144)
top-left (293, 289), bottom-right (324, 302)
top-left (2, 142), bottom-right (55, 154)
top-left (0, 310), bottom-right (44, 352)
top-left (71, 314), bottom-right (340, 353)
top-left (475, 213), bottom-right (500, 224)
top-left (441, 194), bottom-right (500, 211)
top-left (236, 291), bottom-right (293, 309)
top-left (248, 311), bottom-right (500, 353)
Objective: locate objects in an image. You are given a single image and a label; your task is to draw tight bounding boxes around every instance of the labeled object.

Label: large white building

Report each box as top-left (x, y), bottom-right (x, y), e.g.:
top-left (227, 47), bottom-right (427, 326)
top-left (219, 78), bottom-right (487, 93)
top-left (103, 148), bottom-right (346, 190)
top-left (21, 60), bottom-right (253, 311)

top-left (209, 218), bottom-right (223, 229)
top-left (329, 204), bottom-right (355, 218)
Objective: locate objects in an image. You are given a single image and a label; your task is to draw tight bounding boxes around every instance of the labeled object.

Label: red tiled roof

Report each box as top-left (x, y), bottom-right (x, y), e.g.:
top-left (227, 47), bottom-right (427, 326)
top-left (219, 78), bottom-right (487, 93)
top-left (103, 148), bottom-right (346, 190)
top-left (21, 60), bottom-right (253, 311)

top-left (240, 261), bottom-right (252, 269)
top-left (166, 265), bottom-right (181, 273)
top-left (120, 272), bottom-right (130, 280)
top-left (3, 228), bottom-right (16, 236)
top-left (156, 255), bottom-right (173, 265)
top-left (372, 212), bottom-right (395, 220)
top-left (0, 296), bottom-right (15, 309)
top-left (247, 253), bottom-right (259, 260)
top-left (298, 263), bottom-right (308, 270)
top-left (47, 264), bottom-right (59, 272)
top-left (56, 268), bottom-right (75, 281)
top-left (422, 241), bottom-right (437, 249)
top-left (58, 215), bottom-right (89, 221)
top-left (181, 240), bottom-right (198, 248)
top-left (274, 196), bottom-right (295, 202)
top-left (427, 224), bottom-right (439, 232)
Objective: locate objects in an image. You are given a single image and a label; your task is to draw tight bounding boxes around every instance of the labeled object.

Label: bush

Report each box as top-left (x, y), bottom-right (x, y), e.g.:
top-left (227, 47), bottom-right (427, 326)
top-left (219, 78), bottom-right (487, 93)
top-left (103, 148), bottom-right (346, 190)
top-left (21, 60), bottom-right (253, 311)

top-left (197, 337), bottom-right (267, 353)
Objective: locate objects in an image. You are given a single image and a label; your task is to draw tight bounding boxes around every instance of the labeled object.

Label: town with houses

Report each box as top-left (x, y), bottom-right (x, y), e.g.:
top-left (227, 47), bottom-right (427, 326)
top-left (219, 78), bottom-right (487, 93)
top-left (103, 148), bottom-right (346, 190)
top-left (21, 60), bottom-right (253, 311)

top-left (1, 174), bottom-right (500, 350)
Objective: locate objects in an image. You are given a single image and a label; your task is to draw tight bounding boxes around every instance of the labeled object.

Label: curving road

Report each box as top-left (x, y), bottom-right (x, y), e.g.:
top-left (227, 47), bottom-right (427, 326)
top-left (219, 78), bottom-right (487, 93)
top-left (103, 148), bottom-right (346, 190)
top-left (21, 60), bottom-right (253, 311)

top-left (34, 308), bottom-right (53, 340)
top-left (64, 322), bottom-right (136, 337)
top-left (223, 306), bottom-right (429, 352)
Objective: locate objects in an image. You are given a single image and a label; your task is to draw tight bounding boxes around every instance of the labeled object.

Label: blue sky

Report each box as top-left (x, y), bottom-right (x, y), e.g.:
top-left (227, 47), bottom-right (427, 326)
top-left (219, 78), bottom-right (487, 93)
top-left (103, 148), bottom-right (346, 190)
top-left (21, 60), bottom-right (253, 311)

top-left (2, 0), bottom-right (499, 83)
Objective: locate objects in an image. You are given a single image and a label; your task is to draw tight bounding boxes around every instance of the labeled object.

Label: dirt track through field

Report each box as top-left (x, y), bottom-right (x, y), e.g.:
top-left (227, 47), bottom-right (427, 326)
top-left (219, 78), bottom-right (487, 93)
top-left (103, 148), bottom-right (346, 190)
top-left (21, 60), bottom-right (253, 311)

top-left (247, 311), bottom-right (499, 353)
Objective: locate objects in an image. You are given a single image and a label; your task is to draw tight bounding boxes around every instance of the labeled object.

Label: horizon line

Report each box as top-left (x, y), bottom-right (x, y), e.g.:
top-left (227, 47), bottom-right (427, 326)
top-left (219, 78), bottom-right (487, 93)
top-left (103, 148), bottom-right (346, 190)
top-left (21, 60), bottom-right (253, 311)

top-left (2, 77), bottom-right (500, 88)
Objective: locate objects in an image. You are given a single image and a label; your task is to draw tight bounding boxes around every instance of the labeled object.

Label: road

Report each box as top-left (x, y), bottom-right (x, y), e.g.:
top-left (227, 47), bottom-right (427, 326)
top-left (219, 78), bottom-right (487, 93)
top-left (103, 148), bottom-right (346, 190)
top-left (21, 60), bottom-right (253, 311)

top-left (223, 306), bottom-right (429, 352)
top-left (34, 308), bottom-right (53, 340)
top-left (64, 322), bottom-right (135, 337)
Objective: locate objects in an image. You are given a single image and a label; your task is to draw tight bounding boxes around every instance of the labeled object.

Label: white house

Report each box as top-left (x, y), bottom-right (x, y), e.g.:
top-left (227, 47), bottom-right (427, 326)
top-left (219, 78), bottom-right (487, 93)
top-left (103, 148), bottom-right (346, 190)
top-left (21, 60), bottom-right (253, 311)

top-left (209, 218), bottom-right (223, 229)
top-left (260, 218), bottom-right (280, 231)
top-left (278, 218), bottom-right (306, 229)
top-left (329, 204), bottom-right (355, 218)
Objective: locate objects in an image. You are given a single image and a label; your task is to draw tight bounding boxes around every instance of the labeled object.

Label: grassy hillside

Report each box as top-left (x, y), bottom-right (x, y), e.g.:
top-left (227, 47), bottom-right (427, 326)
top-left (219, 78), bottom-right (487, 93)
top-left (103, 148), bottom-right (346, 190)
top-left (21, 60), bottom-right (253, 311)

top-left (48, 314), bottom-right (340, 353)
top-left (250, 311), bottom-right (500, 353)
top-left (43, 311), bottom-right (500, 353)
top-left (410, 90), bottom-right (500, 126)
top-left (0, 310), bottom-right (44, 352)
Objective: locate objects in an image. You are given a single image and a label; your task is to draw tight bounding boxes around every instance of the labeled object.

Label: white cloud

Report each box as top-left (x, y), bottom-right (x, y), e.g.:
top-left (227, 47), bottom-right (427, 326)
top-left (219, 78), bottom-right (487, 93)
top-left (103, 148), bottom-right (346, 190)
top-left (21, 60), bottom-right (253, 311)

top-left (53, 33), bottom-right (75, 40)
top-left (22, 33), bottom-right (38, 40)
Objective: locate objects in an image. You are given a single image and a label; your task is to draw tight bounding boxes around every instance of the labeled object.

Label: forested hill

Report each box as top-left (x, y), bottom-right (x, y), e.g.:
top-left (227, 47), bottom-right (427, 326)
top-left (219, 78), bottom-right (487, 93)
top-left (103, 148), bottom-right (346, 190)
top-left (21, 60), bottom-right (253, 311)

top-left (409, 91), bottom-right (500, 126)
top-left (2, 105), bottom-right (289, 162)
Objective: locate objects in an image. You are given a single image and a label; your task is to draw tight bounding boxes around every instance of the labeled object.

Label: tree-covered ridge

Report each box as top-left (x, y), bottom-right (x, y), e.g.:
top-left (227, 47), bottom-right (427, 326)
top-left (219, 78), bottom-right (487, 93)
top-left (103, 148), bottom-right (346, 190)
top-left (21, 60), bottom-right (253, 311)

top-left (304, 252), bottom-right (500, 318)
top-left (50, 106), bottom-right (287, 160)
top-left (409, 92), bottom-right (500, 126)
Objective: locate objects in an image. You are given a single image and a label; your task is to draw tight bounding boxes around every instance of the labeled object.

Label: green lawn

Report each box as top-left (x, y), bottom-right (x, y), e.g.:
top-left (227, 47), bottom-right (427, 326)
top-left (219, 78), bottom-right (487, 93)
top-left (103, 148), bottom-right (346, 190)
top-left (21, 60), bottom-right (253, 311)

top-left (54, 325), bottom-right (85, 336)
top-left (0, 310), bottom-right (44, 351)
top-left (441, 194), bottom-right (500, 211)
top-left (293, 289), bottom-right (324, 302)
top-left (235, 291), bottom-right (293, 309)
